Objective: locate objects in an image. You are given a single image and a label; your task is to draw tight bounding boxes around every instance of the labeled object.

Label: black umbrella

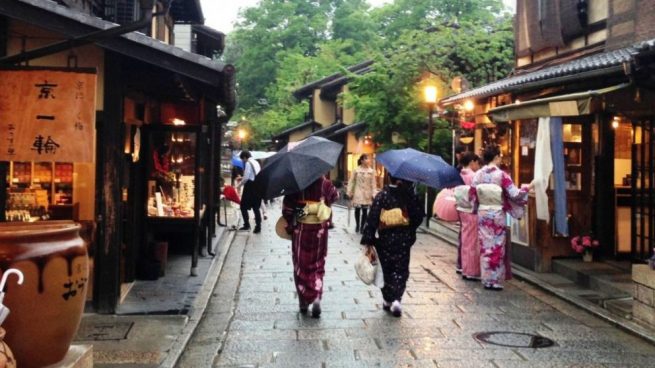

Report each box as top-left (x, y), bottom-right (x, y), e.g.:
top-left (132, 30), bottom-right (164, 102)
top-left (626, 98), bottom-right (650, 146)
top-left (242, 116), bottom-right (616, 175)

top-left (254, 136), bottom-right (343, 199)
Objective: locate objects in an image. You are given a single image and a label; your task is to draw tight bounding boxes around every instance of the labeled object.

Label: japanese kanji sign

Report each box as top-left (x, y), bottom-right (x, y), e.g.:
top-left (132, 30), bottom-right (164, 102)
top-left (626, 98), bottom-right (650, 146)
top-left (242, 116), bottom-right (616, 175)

top-left (0, 67), bottom-right (97, 162)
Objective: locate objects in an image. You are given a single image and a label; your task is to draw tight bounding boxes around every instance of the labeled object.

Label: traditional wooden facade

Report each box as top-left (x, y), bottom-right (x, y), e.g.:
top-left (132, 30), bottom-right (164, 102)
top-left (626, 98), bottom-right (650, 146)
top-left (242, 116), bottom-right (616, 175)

top-left (274, 60), bottom-right (380, 184)
top-left (0, 0), bottom-right (235, 313)
top-left (440, 0), bottom-right (655, 272)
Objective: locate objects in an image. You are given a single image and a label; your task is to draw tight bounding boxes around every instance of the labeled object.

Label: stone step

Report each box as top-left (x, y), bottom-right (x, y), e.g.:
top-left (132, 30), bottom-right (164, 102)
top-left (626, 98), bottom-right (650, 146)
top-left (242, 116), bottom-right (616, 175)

top-left (604, 298), bottom-right (634, 320)
top-left (552, 258), bottom-right (633, 298)
top-left (424, 218), bottom-right (459, 245)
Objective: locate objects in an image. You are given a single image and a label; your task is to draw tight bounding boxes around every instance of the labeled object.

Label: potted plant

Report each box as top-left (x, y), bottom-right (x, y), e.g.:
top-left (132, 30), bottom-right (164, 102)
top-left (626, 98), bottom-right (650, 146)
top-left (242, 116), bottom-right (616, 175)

top-left (571, 234), bottom-right (600, 262)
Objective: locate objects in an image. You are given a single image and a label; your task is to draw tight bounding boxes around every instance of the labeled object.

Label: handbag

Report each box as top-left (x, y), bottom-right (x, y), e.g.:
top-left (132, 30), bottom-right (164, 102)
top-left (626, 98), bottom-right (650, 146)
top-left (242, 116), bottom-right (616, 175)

top-left (379, 207), bottom-right (409, 229)
top-left (354, 246), bottom-right (384, 287)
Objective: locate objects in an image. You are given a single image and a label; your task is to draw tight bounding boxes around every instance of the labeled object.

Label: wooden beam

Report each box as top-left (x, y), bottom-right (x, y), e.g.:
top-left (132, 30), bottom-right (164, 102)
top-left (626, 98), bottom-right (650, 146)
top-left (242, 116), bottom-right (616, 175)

top-left (93, 51), bottom-right (124, 313)
top-left (0, 15), bottom-right (7, 222)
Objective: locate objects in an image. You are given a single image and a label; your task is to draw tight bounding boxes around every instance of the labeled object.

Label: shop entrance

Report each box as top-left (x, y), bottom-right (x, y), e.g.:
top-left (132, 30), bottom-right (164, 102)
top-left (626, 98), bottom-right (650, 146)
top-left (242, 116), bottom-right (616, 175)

top-left (630, 119), bottom-right (654, 262)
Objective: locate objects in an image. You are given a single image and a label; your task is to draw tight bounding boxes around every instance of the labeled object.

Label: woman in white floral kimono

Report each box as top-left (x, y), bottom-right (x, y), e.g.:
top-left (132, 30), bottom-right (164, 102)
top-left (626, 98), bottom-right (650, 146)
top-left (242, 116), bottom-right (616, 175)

top-left (471, 146), bottom-right (533, 290)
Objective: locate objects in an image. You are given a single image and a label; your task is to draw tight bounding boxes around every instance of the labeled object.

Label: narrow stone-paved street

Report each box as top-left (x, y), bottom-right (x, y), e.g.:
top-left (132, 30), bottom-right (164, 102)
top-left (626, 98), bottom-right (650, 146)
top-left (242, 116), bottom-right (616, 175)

top-left (182, 204), bottom-right (655, 367)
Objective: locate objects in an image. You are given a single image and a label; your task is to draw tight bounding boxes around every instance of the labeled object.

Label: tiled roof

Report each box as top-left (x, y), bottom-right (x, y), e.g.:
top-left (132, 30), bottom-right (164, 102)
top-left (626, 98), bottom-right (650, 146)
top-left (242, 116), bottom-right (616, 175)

top-left (271, 121), bottom-right (321, 139)
top-left (293, 60), bottom-right (374, 99)
top-left (332, 122), bottom-right (366, 136)
top-left (308, 122), bottom-right (346, 138)
top-left (441, 38), bottom-right (655, 105)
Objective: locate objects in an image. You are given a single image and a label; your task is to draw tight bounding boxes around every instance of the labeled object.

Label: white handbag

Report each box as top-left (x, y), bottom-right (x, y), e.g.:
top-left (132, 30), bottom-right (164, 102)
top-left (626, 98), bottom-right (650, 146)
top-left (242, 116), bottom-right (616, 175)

top-left (354, 247), bottom-right (384, 287)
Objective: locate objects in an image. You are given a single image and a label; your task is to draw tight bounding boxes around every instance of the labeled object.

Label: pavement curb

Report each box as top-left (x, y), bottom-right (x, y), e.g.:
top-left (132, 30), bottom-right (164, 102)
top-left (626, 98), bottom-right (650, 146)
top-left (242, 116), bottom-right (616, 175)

top-left (421, 223), bottom-right (655, 347)
top-left (159, 224), bottom-right (239, 368)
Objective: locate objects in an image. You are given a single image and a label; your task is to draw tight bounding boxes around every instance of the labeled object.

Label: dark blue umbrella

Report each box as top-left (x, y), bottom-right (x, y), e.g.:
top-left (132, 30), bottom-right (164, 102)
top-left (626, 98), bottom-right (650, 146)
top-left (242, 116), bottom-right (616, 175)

top-left (376, 148), bottom-right (463, 189)
top-left (231, 155), bottom-right (244, 169)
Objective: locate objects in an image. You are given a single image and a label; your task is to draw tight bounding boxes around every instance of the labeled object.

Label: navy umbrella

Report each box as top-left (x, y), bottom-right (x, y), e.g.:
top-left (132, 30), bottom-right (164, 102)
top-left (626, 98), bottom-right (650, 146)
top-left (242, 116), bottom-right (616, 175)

top-left (376, 148), bottom-right (463, 189)
top-left (255, 136), bottom-right (343, 199)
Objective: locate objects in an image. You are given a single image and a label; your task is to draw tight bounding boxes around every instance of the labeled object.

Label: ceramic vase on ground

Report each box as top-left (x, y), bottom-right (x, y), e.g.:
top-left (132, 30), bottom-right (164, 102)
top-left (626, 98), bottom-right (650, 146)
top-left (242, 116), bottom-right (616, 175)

top-left (0, 328), bottom-right (16, 368)
top-left (582, 249), bottom-right (593, 263)
top-left (0, 221), bottom-right (88, 368)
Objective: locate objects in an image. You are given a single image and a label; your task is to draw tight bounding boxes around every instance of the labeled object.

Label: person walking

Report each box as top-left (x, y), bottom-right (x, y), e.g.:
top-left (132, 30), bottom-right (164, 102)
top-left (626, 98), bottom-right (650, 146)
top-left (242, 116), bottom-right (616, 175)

top-left (360, 176), bottom-right (424, 317)
top-left (237, 150), bottom-right (262, 233)
top-left (282, 175), bottom-right (339, 318)
top-left (454, 152), bottom-right (481, 280)
top-left (471, 146), bottom-right (533, 290)
top-left (347, 154), bottom-right (377, 233)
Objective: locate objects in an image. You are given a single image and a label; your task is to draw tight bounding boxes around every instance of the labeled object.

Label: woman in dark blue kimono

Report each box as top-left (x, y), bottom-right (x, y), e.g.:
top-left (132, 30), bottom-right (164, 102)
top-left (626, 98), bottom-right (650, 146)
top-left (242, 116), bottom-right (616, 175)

top-left (360, 176), bottom-right (424, 317)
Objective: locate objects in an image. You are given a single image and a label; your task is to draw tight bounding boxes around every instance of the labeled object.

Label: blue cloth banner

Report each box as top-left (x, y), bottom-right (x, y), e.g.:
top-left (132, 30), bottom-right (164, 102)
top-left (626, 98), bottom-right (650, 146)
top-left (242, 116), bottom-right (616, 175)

top-left (549, 117), bottom-right (569, 236)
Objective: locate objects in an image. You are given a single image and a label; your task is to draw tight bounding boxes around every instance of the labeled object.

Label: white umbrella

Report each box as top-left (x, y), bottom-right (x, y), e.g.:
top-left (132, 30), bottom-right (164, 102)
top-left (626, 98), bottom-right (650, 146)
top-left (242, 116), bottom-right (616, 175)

top-left (250, 151), bottom-right (277, 160)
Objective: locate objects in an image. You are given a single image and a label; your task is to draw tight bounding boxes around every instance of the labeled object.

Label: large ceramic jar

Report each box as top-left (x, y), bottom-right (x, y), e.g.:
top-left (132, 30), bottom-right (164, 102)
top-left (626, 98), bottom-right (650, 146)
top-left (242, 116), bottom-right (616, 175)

top-left (0, 221), bottom-right (88, 368)
top-left (0, 327), bottom-right (16, 368)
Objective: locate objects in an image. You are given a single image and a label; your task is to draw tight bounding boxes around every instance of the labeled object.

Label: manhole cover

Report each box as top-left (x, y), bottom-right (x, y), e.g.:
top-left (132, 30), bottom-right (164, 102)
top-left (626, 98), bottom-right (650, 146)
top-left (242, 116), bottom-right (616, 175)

top-left (75, 321), bottom-right (134, 341)
top-left (473, 331), bottom-right (555, 348)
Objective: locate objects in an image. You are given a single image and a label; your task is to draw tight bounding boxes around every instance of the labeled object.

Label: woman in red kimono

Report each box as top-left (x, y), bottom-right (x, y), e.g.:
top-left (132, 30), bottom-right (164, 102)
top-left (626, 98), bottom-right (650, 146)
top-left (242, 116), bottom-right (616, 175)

top-left (282, 176), bottom-right (338, 317)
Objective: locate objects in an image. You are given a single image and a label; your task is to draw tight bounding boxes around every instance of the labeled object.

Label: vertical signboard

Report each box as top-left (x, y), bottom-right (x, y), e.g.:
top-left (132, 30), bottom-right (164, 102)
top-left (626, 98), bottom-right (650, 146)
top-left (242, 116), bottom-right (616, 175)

top-left (0, 67), bottom-right (97, 162)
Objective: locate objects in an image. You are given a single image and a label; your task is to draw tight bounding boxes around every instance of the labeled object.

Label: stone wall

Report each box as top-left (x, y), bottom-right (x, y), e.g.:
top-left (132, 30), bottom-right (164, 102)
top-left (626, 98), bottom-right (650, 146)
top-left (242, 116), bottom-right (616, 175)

top-left (632, 264), bottom-right (655, 327)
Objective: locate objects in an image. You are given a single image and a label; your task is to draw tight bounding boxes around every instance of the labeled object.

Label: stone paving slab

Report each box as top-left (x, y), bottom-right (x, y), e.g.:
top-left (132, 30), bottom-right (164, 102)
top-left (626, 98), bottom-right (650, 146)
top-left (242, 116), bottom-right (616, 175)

top-left (181, 204), bottom-right (655, 367)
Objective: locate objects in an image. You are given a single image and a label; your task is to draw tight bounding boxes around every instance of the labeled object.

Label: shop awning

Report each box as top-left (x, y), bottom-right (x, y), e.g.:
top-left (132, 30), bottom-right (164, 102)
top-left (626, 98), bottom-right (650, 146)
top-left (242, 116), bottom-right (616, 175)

top-left (488, 83), bottom-right (631, 122)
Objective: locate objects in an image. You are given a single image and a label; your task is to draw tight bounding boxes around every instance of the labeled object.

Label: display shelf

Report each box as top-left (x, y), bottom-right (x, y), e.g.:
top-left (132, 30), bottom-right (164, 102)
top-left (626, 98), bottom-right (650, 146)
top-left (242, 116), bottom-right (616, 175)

top-left (11, 162), bottom-right (31, 185)
top-left (6, 161), bottom-right (75, 206)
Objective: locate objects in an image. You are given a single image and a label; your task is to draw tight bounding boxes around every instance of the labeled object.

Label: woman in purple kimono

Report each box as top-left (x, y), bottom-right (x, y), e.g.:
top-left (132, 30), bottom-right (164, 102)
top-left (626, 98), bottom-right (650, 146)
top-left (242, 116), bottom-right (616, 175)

top-left (471, 146), bottom-right (532, 290)
top-left (282, 176), bottom-right (338, 317)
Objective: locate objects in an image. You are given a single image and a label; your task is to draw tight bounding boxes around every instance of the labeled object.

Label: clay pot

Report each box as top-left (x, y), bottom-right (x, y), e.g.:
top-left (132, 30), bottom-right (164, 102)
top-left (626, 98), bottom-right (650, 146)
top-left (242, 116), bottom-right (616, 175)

top-left (0, 328), bottom-right (16, 368)
top-left (0, 221), bottom-right (88, 368)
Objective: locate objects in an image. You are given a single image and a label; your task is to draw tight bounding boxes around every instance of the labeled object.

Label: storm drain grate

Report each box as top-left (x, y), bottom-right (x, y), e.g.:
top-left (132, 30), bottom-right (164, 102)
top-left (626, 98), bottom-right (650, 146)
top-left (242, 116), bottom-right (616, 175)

top-left (75, 321), bottom-right (134, 341)
top-left (473, 331), bottom-right (556, 348)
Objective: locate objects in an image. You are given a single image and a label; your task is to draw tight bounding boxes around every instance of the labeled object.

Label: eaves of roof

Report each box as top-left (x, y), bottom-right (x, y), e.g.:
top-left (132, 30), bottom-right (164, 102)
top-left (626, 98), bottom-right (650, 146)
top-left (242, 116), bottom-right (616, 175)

top-left (7, 0), bottom-right (230, 84)
top-left (271, 121), bottom-right (321, 139)
top-left (440, 38), bottom-right (655, 106)
top-left (331, 122), bottom-right (366, 137)
top-left (293, 60), bottom-right (374, 100)
top-left (319, 66), bottom-right (373, 99)
top-left (307, 122), bottom-right (345, 138)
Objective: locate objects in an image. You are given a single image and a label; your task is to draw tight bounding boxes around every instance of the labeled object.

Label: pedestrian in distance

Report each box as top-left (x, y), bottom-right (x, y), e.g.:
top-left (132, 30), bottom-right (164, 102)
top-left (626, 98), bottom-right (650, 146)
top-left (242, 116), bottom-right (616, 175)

top-left (471, 145), bottom-right (533, 290)
top-left (237, 150), bottom-right (262, 233)
top-left (281, 175), bottom-right (339, 318)
top-left (347, 154), bottom-right (377, 233)
top-left (454, 145), bottom-right (465, 172)
top-left (360, 175), bottom-right (424, 317)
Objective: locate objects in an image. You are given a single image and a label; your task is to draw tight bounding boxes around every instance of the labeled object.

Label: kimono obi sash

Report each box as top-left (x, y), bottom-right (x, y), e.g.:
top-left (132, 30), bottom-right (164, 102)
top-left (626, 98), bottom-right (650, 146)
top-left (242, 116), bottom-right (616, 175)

top-left (476, 183), bottom-right (503, 211)
top-left (453, 185), bottom-right (474, 213)
top-left (297, 200), bottom-right (331, 224)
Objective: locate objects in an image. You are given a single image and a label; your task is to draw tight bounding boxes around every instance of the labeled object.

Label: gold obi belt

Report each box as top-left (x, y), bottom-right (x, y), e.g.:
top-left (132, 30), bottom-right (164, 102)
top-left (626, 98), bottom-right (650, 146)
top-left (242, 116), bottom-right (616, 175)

top-left (297, 200), bottom-right (331, 224)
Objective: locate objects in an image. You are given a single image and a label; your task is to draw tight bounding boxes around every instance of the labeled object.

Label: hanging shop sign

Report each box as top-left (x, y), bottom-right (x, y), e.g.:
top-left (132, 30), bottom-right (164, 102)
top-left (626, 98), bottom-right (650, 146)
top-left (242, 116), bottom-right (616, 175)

top-left (0, 67), bottom-right (97, 162)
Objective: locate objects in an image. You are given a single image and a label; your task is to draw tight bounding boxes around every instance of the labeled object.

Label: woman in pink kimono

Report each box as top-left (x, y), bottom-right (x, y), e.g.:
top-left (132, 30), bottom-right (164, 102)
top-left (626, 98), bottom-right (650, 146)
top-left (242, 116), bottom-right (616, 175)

top-left (454, 152), bottom-right (482, 280)
top-left (471, 146), bottom-right (532, 290)
top-left (459, 152), bottom-right (480, 185)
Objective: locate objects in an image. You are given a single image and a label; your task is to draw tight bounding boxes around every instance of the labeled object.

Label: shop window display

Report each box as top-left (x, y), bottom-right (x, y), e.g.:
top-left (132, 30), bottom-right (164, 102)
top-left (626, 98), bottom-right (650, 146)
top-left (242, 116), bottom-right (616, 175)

top-left (147, 131), bottom-right (196, 218)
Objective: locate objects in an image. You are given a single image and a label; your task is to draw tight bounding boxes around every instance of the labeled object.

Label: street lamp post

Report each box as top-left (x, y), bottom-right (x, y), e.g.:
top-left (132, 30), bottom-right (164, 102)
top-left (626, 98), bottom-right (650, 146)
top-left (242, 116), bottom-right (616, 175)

top-left (423, 85), bottom-right (438, 227)
top-left (237, 128), bottom-right (247, 150)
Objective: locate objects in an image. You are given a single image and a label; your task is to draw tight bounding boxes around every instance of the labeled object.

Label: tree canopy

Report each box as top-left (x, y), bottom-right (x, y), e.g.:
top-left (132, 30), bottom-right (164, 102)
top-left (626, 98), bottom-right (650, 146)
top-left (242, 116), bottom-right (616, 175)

top-left (223, 0), bottom-right (514, 152)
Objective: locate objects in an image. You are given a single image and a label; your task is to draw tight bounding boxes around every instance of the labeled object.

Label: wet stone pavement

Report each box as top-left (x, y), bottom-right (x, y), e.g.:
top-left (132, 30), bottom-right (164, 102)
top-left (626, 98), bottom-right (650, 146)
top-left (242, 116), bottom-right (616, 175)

top-left (188, 204), bottom-right (655, 367)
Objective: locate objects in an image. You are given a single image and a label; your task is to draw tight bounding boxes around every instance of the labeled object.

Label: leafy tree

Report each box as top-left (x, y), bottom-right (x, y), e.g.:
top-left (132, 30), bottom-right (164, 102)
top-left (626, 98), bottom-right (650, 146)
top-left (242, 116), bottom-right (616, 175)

top-left (371, 0), bottom-right (506, 40)
top-left (223, 0), bottom-right (338, 110)
top-left (346, 13), bottom-right (514, 162)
